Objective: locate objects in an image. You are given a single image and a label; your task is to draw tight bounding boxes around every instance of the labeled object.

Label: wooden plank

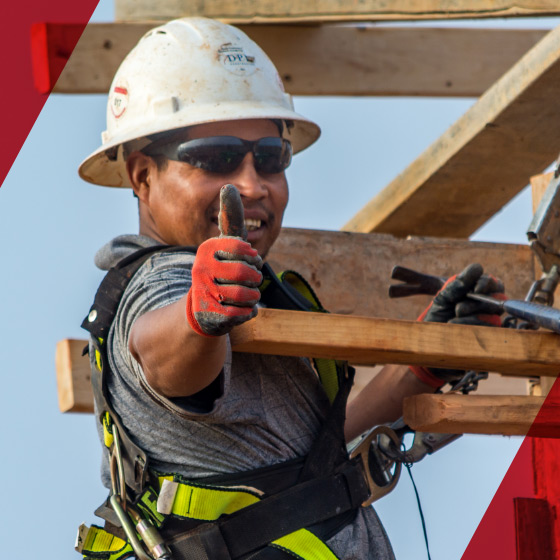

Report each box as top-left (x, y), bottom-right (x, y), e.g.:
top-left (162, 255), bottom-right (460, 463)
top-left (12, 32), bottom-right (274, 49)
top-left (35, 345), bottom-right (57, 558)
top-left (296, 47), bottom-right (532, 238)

top-left (529, 172), bottom-right (559, 399)
top-left (55, 338), bottom-right (91, 413)
top-left (57, 310), bottom-right (560, 413)
top-left (531, 171), bottom-right (554, 214)
top-left (54, 23), bottom-right (546, 97)
top-left (403, 393), bottom-right (560, 437)
top-left (115, 0), bottom-right (560, 24)
top-left (343, 25), bottom-right (560, 238)
top-left (268, 229), bottom-right (535, 319)
top-left (231, 309), bottom-right (560, 376)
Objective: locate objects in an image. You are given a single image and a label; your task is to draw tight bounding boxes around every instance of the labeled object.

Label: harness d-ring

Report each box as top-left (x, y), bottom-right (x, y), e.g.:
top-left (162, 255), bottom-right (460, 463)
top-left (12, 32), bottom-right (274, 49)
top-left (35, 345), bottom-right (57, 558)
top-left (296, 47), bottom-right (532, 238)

top-left (349, 425), bottom-right (402, 506)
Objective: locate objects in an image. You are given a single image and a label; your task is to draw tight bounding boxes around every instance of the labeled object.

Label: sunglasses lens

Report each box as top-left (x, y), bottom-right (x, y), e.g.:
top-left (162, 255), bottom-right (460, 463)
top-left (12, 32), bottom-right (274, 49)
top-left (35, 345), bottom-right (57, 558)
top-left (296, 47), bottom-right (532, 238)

top-left (177, 137), bottom-right (246, 173)
top-left (254, 138), bottom-right (292, 174)
top-left (175, 136), bottom-right (292, 174)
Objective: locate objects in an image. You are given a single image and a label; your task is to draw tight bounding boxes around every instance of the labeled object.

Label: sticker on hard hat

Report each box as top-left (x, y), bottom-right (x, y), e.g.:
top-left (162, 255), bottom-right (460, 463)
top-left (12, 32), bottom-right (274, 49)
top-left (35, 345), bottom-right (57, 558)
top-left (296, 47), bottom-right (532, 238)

top-left (110, 81), bottom-right (129, 119)
top-left (218, 43), bottom-right (256, 76)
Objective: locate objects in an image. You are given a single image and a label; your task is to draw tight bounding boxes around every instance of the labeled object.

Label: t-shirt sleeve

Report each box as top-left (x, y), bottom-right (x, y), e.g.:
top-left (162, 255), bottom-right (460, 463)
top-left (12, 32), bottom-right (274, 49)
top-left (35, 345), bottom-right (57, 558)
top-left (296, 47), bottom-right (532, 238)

top-left (108, 250), bottom-right (230, 416)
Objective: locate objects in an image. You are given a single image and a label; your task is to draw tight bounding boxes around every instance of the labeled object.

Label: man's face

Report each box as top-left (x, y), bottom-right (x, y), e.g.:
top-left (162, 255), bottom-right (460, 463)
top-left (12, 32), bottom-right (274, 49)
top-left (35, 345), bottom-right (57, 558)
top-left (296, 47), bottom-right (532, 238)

top-left (134, 119), bottom-right (289, 257)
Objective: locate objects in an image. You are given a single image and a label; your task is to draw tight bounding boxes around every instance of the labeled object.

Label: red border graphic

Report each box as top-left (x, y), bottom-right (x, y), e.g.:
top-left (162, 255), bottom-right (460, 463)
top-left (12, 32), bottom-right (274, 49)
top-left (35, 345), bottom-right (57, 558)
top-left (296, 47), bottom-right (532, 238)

top-left (0, 0), bottom-right (100, 188)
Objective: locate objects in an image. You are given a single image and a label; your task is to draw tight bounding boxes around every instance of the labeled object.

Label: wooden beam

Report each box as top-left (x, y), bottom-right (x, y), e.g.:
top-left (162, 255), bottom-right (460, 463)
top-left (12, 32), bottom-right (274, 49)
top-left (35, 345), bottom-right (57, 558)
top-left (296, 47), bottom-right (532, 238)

top-left (268, 229), bottom-right (534, 319)
top-left (531, 171), bottom-right (554, 214)
top-left (343, 24), bottom-right (560, 238)
top-left (529, 172), bottom-right (559, 399)
top-left (57, 310), bottom-right (560, 413)
top-left (231, 309), bottom-right (560, 376)
top-left (114, 0), bottom-right (560, 24)
top-left (54, 23), bottom-right (546, 97)
top-left (55, 338), bottom-right (91, 413)
top-left (403, 393), bottom-right (560, 437)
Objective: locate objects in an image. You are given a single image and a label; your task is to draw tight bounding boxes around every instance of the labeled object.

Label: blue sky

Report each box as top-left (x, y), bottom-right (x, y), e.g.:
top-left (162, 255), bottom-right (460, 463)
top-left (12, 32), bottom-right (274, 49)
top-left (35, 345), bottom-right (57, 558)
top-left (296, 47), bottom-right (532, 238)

top-left (1, 1), bottom-right (558, 557)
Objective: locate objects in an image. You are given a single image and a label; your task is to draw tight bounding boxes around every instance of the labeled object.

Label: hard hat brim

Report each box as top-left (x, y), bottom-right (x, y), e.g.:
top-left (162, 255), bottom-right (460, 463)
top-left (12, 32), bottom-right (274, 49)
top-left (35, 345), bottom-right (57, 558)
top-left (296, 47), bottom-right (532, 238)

top-left (79, 106), bottom-right (320, 188)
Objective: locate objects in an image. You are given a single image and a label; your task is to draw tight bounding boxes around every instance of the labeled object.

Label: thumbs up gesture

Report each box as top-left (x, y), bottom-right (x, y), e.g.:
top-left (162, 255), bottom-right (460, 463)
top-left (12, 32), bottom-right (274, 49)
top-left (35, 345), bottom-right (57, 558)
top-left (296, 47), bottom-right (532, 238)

top-left (186, 185), bottom-right (263, 337)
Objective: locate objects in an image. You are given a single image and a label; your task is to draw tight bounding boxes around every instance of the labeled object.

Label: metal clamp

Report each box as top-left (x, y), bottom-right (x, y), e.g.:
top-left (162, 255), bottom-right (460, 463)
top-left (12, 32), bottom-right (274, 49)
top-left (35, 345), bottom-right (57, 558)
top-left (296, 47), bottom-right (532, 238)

top-left (378, 427), bottom-right (460, 465)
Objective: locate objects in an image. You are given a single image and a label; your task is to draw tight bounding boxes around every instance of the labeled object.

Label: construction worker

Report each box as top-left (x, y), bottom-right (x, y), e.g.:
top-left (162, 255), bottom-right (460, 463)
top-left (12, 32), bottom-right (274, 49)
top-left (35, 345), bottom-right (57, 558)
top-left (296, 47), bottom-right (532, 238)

top-left (76, 17), bottom-right (505, 560)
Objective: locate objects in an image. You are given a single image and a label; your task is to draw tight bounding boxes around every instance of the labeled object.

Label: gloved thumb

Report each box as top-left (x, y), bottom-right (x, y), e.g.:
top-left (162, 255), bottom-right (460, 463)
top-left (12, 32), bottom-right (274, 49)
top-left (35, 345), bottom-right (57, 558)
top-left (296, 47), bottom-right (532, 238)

top-left (219, 184), bottom-right (247, 240)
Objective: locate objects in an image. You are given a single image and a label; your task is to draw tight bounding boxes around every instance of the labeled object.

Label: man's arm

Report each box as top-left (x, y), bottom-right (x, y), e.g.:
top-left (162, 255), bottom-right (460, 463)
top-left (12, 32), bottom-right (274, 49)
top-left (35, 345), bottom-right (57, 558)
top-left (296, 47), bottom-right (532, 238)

top-left (345, 263), bottom-right (507, 442)
top-left (345, 365), bottom-right (434, 442)
top-left (129, 295), bottom-right (227, 398)
top-left (129, 185), bottom-right (262, 399)
top-left (128, 235), bottom-right (261, 398)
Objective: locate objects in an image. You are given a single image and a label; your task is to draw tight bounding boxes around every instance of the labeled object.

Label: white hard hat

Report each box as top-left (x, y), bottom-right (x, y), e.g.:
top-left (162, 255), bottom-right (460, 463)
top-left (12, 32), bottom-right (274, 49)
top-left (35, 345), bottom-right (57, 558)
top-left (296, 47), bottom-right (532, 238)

top-left (79, 17), bottom-right (321, 187)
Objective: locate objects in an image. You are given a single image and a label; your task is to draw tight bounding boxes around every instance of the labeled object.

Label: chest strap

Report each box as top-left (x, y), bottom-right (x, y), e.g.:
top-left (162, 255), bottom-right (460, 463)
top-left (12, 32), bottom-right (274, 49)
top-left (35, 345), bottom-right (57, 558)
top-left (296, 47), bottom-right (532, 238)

top-left (260, 264), bottom-right (344, 404)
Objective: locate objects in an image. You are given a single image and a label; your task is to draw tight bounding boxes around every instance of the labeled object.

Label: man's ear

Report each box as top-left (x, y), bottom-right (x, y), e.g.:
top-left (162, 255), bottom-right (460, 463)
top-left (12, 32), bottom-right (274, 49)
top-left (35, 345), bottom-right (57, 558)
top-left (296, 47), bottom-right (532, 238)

top-left (127, 151), bottom-right (154, 203)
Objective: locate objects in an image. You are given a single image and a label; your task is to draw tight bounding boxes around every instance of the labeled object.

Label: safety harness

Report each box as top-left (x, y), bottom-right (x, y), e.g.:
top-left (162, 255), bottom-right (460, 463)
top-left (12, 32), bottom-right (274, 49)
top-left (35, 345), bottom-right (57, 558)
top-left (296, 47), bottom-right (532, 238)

top-left (77, 245), bottom-right (371, 560)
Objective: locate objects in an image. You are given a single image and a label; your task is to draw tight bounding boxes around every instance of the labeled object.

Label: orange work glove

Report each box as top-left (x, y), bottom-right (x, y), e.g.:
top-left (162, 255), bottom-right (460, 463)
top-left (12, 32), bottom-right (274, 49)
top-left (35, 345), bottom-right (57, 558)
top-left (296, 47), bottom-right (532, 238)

top-left (186, 184), bottom-right (263, 337)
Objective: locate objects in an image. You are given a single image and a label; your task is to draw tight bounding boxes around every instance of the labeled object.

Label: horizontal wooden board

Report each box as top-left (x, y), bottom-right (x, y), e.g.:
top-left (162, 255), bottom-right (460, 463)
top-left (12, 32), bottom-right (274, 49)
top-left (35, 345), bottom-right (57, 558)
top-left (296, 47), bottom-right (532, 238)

top-left (268, 229), bottom-right (535, 319)
top-left (231, 308), bottom-right (560, 376)
top-left (343, 25), bottom-right (560, 238)
top-left (404, 393), bottom-right (560, 437)
top-left (115, 0), bottom-right (560, 23)
top-left (54, 23), bottom-right (546, 97)
top-left (59, 309), bottom-right (560, 413)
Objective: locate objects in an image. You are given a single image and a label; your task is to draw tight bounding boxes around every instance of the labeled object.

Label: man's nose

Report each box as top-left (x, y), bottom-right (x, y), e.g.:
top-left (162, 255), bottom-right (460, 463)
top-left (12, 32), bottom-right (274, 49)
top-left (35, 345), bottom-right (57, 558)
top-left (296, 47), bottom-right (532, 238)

top-left (232, 153), bottom-right (268, 199)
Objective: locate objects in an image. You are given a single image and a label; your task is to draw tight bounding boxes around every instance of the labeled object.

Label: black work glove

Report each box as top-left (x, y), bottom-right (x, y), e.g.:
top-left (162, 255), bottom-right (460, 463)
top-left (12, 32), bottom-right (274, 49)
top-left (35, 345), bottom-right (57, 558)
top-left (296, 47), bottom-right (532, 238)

top-left (411, 263), bottom-right (506, 386)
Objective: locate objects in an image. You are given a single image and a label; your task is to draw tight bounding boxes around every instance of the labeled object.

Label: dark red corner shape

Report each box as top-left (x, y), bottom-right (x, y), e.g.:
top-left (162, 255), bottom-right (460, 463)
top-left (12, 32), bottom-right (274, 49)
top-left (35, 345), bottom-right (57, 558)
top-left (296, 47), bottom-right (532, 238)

top-left (462, 375), bottom-right (560, 560)
top-left (0, 0), bottom-right (100, 189)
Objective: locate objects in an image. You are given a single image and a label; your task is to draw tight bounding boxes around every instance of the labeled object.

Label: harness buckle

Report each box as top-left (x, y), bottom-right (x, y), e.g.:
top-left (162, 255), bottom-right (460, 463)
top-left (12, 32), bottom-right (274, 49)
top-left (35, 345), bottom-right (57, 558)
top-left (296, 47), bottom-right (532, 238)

top-left (349, 425), bottom-right (402, 506)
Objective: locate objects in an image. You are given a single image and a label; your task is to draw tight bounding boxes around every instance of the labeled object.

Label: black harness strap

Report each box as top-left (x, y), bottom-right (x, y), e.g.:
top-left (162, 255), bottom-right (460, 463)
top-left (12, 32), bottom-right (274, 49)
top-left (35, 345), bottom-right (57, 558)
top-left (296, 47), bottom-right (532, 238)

top-left (82, 245), bottom-right (195, 340)
top-left (82, 245), bottom-right (196, 493)
top-left (167, 460), bottom-right (368, 560)
top-left (259, 263), bottom-right (356, 481)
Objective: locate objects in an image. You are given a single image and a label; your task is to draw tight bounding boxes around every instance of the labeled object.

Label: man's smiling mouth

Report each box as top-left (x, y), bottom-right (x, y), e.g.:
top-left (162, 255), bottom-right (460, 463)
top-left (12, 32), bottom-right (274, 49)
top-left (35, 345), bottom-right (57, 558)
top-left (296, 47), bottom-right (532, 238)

top-left (245, 218), bottom-right (262, 232)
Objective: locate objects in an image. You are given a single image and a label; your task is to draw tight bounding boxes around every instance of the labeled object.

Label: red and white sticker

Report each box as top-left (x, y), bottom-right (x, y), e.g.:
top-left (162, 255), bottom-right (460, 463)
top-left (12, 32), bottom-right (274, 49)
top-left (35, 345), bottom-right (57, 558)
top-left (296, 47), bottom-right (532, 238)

top-left (110, 80), bottom-right (129, 119)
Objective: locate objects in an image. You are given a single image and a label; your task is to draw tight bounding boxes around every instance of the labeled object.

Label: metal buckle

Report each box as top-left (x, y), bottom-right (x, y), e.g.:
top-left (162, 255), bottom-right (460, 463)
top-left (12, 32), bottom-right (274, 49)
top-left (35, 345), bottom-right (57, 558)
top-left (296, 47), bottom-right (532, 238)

top-left (349, 425), bottom-right (402, 506)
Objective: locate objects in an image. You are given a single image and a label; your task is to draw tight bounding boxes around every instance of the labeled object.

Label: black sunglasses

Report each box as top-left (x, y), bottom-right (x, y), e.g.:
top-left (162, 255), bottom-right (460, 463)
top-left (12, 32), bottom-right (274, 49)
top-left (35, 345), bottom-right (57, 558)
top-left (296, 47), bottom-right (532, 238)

top-left (146, 136), bottom-right (292, 175)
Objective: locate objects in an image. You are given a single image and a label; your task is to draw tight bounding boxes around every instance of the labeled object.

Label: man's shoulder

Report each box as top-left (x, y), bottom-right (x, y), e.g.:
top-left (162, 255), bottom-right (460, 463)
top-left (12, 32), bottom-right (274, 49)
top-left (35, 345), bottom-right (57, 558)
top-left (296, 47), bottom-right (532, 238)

top-left (94, 234), bottom-right (196, 272)
top-left (94, 234), bottom-right (163, 270)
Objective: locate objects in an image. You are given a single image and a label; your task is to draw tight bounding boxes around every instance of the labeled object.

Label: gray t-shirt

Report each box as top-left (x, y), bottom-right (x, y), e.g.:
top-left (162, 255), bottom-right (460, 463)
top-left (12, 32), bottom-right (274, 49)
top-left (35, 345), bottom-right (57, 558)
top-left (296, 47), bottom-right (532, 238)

top-left (93, 234), bottom-right (395, 560)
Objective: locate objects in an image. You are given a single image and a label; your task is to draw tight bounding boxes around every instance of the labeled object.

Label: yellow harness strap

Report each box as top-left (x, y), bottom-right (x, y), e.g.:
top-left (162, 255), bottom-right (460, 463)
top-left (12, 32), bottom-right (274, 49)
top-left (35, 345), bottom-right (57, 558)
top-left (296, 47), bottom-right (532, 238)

top-left (79, 475), bottom-right (339, 560)
top-left (261, 269), bottom-right (343, 404)
top-left (158, 475), bottom-right (261, 520)
top-left (79, 525), bottom-right (133, 560)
